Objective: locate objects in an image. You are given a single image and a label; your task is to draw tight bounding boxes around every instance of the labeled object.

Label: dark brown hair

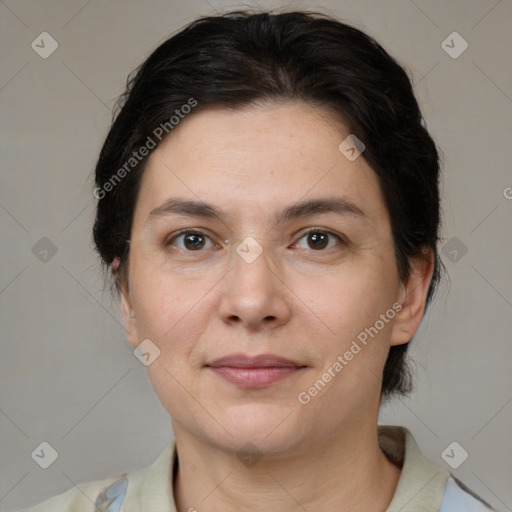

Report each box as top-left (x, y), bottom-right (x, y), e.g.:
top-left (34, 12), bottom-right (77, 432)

top-left (93, 9), bottom-right (444, 401)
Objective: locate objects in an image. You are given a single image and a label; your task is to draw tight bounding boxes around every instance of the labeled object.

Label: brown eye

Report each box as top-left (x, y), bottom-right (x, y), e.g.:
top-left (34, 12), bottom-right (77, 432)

top-left (294, 230), bottom-right (343, 251)
top-left (307, 232), bottom-right (328, 250)
top-left (167, 231), bottom-right (215, 251)
top-left (183, 233), bottom-right (206, 250)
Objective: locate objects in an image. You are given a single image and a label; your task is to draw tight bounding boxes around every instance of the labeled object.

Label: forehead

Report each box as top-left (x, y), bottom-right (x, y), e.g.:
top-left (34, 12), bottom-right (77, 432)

top-left (133, 101), bottom-right (388, 225)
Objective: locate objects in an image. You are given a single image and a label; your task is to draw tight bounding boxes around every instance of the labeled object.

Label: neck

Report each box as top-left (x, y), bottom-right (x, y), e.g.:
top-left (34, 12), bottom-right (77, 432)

top-left (172, 423), bottom-right (401, 512)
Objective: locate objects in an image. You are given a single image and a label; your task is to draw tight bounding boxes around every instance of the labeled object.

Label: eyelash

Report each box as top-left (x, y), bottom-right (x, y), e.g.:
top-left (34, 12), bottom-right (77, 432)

top-left (165, 228), bottom-right (345, 252)
top-left (296, 227), bottom-right (345, 249)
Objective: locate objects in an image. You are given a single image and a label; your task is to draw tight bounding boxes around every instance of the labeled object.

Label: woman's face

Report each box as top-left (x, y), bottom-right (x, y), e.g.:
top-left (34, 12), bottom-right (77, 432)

top-left (121, 101), bottom-right (431, 455)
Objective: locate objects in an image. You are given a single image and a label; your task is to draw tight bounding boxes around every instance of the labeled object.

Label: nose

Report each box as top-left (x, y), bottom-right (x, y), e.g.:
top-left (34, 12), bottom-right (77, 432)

top-left (218, 240), bottom-right (292, 331)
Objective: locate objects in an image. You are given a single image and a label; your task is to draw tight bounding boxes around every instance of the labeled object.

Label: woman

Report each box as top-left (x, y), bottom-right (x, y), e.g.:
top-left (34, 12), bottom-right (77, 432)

top-left (22, 9), bottom-right (498, 512)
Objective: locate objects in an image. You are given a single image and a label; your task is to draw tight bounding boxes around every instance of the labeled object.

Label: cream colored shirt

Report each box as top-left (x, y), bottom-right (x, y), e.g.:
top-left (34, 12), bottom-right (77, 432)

top-left (20, 425), bottom-right (496, 511)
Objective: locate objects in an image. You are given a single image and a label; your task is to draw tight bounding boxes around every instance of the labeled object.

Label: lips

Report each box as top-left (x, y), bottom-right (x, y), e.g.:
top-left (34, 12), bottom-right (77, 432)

top-left (207, 353), bottom-right (303, 369)
top-left (205, 353), bottom-right (306, 388)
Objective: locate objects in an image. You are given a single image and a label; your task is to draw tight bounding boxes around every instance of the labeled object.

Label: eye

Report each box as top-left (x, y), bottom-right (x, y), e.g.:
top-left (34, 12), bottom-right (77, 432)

top-left (166, 230), bottom-right (217, 251)
top-left (293, 229), bottom-right (344, 251)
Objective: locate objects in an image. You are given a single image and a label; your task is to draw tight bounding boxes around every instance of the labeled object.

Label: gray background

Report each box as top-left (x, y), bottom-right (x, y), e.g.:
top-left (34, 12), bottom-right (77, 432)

top-left (1, 0), bottom-right (511, 510)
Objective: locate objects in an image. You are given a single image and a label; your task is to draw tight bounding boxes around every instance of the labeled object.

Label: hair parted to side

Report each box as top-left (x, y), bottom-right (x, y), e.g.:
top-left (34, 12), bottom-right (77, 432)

top-left (92, 9), bottom-right (445, 401)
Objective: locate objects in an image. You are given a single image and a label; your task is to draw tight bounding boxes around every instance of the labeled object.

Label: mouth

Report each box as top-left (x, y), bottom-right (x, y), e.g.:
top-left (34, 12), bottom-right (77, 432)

top-left (205, 353), bottom-right (307, 389)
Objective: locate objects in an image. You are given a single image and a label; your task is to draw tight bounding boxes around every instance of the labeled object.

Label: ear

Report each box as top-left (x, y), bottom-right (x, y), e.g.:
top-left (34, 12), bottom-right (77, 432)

top-left (114, 260), bottom-right (140, 349)
top-left (389, 250), bottom-right (435, 347)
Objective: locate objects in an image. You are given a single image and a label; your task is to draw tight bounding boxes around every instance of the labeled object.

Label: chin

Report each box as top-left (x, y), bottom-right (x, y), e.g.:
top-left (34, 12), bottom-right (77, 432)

top-left (210, 406), bottom-right (304, 454)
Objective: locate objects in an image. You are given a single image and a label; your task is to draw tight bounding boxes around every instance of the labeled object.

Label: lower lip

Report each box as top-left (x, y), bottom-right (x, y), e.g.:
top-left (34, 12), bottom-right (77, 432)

top-left (208, 366), bottom-right (303, 388)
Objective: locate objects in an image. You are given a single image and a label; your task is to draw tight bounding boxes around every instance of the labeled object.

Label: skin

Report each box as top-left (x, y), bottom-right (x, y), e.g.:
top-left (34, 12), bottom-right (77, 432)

top-left (118, 101), bottom-right (434, 512)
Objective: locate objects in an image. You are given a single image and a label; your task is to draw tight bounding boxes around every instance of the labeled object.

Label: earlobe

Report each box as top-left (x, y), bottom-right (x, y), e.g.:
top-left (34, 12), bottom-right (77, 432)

top-left (118, 272), bottom-right (140, 349)
top-left (389, 251), bottom-right (435, 347)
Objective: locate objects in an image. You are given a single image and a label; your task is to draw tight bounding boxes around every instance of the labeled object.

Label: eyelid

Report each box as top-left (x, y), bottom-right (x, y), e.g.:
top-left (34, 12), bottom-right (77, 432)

top-left (165, 227), bottom-right (346, 251)
top-left (294, 227), bottom-right (346, 245)
top-left (165, 229), bottom-right (219, 249)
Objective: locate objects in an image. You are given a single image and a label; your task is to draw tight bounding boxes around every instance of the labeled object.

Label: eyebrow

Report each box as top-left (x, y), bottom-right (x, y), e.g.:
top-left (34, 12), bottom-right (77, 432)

top-left (146, 196), bottom-right (367, 225)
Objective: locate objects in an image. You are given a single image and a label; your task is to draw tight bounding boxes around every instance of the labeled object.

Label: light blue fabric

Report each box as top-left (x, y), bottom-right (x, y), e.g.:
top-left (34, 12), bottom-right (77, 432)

top-left (439, 477), bottom-right (497, 512)
top-left (94, 477), bottom-right (128, 512)
top-left (90, 474), bottom-right (497, 512)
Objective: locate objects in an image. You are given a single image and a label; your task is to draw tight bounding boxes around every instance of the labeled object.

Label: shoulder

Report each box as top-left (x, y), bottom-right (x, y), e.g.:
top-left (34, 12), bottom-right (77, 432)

top-left (379, 425), bottom-right (500, 512)
top-left (440, 476), bottom-right (498, 511)
top-left (19, 474), bottom-right (130, 512)
top-left (19, 440), bottom-right (176, 512)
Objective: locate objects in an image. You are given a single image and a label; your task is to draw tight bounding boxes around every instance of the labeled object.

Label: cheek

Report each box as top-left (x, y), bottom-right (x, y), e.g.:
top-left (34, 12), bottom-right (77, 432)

top-left (131, 275), bottom-right (207, 392)
top-left (296, 258), bottom-right (398, 342)
top-left (129, 255), bottom-right (211, 337)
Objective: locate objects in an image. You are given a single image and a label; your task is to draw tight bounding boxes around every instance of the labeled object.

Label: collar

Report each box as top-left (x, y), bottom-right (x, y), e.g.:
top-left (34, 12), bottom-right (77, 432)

top-left (380, 425), bottom-right (450, 512)
top-left (127, 425), bottom-right (450, 512)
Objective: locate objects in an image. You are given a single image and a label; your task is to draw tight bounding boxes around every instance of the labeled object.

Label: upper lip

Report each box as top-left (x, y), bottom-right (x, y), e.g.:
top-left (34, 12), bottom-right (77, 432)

top-left (206, 353), bottom-right (305, 368)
